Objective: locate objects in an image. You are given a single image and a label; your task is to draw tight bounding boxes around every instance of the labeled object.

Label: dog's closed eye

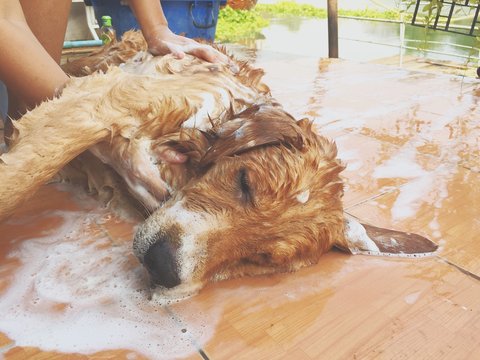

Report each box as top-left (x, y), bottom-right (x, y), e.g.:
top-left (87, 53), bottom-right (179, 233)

top-left (238, 168), bottom-right (253, 205)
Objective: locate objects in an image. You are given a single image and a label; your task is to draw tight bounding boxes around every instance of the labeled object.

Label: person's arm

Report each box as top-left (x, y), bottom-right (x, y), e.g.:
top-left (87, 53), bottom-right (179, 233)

top-left (128, 0), bottom-right (229, 64)
top-left (0, 1), bottom-right (184, 160)
top-left (0, 0), bottom-right (69, 114)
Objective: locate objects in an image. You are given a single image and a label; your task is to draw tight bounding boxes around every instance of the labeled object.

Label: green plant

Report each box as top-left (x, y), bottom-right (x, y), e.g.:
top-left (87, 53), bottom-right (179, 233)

top-left (216, 6), bottom-right (269, 43)
top-left (256, 1), bottom-right (402, 21)
top-left (255, 1), bottom-right (326, 18)
top-left (341, 8), bottom-right (402, 21)
top-left (217, 1), bottom-right (412, 43)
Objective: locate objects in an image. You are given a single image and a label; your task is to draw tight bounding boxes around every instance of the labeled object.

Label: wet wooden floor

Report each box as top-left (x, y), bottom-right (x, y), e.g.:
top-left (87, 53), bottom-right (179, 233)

top-left (1, 56), bottom-right (480, 359)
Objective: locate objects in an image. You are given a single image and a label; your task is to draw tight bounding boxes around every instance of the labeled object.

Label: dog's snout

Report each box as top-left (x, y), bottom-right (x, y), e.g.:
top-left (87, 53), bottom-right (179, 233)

top-left (144, 240), bottom-right (181, 289)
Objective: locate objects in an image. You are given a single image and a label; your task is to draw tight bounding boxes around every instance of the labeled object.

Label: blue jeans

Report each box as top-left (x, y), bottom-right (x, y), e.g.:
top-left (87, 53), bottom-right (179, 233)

top-left (0, 81), bottom-right (7, 123)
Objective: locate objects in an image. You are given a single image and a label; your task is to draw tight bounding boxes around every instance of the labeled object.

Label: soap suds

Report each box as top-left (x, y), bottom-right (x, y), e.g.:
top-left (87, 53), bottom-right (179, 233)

top-left (0, 209), bottom-right (211, 359)
top-left (404, 291), bottom-right (422, 305)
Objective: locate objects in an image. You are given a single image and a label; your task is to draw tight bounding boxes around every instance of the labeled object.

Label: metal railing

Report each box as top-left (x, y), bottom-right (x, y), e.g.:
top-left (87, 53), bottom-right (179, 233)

top-left (411, 0), bottom-right (480, 36)
top-left (339, 1), bottom-right (480, 66)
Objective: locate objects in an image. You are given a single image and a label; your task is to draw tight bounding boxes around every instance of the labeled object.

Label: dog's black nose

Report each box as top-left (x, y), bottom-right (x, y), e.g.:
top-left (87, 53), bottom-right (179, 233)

top-left (143, 240), bottom-right (181, 289)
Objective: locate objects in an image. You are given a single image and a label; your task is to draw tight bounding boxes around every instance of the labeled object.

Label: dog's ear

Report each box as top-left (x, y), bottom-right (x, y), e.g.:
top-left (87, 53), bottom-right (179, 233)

top-left (199, 104), bottom-right (304, 167)
top-left (336, 215), bottom-right (438, 258)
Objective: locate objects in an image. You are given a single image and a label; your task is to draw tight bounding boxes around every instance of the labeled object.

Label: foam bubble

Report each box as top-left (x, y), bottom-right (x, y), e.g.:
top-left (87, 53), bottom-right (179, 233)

top-left (404, 291), bottom-right (422, 305)
top-left (373, 148), bottom-right (426, 179)
top-left (0, 209), bottom-right (210, 358)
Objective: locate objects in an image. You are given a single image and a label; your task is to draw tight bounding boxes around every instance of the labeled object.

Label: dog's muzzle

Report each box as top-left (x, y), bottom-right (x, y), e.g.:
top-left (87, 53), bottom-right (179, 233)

top-left (135, 231), bottom-right (181, 289)
top-left (144, 240), bottom-right (180, 288)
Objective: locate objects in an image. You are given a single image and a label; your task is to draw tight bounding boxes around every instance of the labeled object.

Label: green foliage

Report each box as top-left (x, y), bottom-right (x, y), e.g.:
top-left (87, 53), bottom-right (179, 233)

top-left (216, 6), bottom-right (269, 43)
top-left (216, 1), bottom-right (407, 42)
top-left (255, 1), bottom-right (326, 18)
top-left (340, 9), bottom-right (401, 20)
top-left (256, 1), bottom-right (401, 20)
top-left (418, 0), bottom-right (442, 27)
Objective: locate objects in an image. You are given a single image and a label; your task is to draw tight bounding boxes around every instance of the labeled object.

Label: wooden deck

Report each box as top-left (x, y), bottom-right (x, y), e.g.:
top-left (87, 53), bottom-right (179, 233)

top-left (1, 55), bottom-right (480, 359)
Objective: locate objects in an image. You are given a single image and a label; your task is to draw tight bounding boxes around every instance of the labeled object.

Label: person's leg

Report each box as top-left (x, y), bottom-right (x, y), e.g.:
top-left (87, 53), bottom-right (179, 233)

top-left (0, 0), bottom-right (71, 121)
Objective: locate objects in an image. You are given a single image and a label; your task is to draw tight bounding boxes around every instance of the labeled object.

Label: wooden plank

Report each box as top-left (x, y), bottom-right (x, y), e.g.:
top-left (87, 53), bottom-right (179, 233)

top-left (346, 165), bottom-right (480, 275)
top-left (2, 57), bottom-right (480, 359)
top-left (197, 254), bottom-right (480, 359)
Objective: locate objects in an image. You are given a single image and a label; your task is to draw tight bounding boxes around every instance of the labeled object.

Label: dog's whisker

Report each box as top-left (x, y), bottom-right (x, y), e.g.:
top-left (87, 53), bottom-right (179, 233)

top-left (134, 196), bottom-right (153, 218)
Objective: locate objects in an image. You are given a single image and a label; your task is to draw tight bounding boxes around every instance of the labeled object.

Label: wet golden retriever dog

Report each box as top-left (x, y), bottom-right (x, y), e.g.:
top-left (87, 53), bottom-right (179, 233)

top-left (0, 32), bottom-right (437, 302)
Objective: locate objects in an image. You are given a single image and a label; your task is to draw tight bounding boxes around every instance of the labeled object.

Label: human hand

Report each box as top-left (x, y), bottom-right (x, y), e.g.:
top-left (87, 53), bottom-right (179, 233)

top-left (145, 25), bottom-right (230, 64)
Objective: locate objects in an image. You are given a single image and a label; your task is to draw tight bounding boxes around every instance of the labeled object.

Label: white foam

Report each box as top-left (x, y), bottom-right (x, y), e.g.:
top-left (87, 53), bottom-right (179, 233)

top-left (344, 217), bottom-right (380, 253)
top-left (234, 124), bottom-right (246, 140)
top-left (182, 93), bottom-right (216, 130)
top-left (0, 209), bottom-right (212, 358)
top-left (429, 218), bottom-right (440, 230)
top-left (404, 291), bottom-right (421, 305)
top-left (391, 175), bottom-right (434, 220)
top-left (296, 189), bottom-right (310, 204)
top-left (373, 148), bottom-right (426, 179)
top-left (345, 160), bottom-right (362, 172)
top-left (390, 160), bottom-right (454, 222)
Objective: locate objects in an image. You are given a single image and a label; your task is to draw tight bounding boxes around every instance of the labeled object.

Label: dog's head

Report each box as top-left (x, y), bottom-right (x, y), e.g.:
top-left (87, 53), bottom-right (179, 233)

top-left (133, 104), bottom-right (345, 302)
